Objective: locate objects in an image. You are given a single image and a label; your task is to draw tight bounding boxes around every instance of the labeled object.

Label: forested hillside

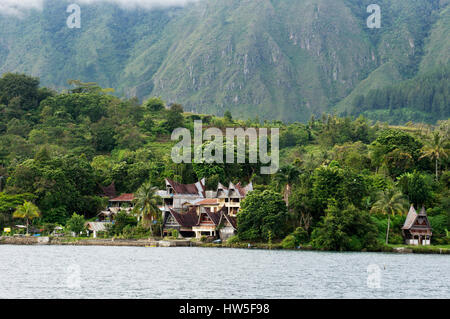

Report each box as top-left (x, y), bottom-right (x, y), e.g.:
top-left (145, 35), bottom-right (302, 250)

top-left (0, 0), bottom-right (448, 123)
top-left (0, 73), bottom-right (448, 250)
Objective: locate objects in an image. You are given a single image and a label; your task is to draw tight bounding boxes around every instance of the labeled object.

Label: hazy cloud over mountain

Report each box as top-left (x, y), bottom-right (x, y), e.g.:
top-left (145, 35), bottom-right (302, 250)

top-left (0, 0), bottom-right (200, 16)
top-left (0, 0), bottom-right (44, 16)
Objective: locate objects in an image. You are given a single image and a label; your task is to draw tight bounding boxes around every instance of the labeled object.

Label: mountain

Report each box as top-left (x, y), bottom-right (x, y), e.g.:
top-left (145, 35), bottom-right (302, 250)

top-left (0, 0), bottom-right (448, 123)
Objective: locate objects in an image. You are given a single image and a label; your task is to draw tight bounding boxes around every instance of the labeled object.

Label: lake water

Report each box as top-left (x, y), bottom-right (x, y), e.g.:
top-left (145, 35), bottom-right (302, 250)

top-left (0, 245), bottom-right (448, 299)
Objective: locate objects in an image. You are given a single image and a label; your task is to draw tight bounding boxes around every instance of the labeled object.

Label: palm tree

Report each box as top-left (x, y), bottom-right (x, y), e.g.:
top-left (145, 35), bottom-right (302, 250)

top-left (420, 132), bottom-right (448, 181)
top-left (133, 182), bottom-right (162, 236)
top-left (371, 189), bottom-right (408, 245)
top-left (274, 165), bottom-right (300, 205)
top-left (13, 201), bottom-right (41, 235)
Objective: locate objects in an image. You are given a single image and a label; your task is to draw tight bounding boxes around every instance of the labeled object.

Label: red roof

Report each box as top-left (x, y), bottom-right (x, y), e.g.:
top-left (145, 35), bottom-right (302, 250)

top-left (197, 199), bottom-right (219, 205)
top-left (110, 193), bottom-right (134, 202)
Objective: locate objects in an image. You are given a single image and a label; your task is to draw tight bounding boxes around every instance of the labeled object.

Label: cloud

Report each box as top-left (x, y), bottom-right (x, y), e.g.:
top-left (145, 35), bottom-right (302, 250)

top-left (0, 0), bottom-right (200, 16)
top-left (78, 0), bottom-right (201, 10)
top-left (0, 0), bottom-right (44, 16)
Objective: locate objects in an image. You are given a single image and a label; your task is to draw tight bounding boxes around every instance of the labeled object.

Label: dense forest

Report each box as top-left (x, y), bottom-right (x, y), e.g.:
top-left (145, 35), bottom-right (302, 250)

top-left (350, 66), bottom-right (450, 124)
top-left (0, 73), bottom-right (448, 250)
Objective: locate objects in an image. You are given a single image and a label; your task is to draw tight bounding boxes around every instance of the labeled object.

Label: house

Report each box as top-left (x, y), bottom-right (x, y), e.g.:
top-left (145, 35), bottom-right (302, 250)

top-left (109, 193), bottom-right (135, 210)
top-left (163, 207), bottom-right (199, 238)
top-left (216, 182), bottom-right (253, 216)
top-left (98, 193), bottom-right (135, 221)
top-left (192, 207), bottom-right (223, 239)
top-left (218, 211), bottom-right (237, 241)
top-left (86, 222), bottom-right (111, 238)
top-left (163, 205), bottom-right (238, 240)
top-left (163, 178), bottom-right (207, 210)
top-left (402, 205), bottom-right (432, 246)
top-left (161, 180), bottom-right (251, 239)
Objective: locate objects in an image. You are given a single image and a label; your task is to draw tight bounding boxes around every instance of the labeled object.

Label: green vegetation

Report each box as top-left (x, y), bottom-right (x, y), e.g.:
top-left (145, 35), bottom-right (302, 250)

top-left (12, 201), bottom-right (41, 235)
top-left (0, 73), bottom-right (448, 251)
top-left (349, 67), bottom-right (450, 124)
top-left (66, 213), bottom-right (86, 236)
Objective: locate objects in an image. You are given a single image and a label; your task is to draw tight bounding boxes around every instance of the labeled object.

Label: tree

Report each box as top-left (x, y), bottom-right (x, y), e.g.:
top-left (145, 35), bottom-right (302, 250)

top-left (311, 202), bottom-right (379, 251)
top-left (237, 190), bottom-right (288, 241)
top-left (145, 97), bottom-right (165, 112)
top-left (12, 201), bottom-right (41, 234)
top-left (66, 213), bottom-right (86, 236)
top-left (224, 110), bottom-right (233, 122)
top-left (370, 188), bottom-right (408, 244)
top-left (165, 103), bottom-right (184, 131)
top-left (396, 171), bottom-right (433, 207)
top-left (133, 182), bottom-right (162, 236)
top-left (420, 132), bottom-right (448, 181)
top-left (274, 165), bottom-right (300, 205)
top-left (0, 73), bottom-right (40, 110)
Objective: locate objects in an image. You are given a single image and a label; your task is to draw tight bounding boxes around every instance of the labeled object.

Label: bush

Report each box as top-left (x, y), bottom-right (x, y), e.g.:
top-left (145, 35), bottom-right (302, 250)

top-left (200, 235), bottom-right (208, 242)
top-left (171, 229), bottom-right (179, 239)
top-left (311, 202), bottom-right (380, 251)
top-left (121, 224), bottom-right (150, 239)
top-left (66, 213), bottom-right (86, 236)
top-left (292, 227), bottom-right (309, 244)
top-left (226, 235), bottom-right (240, 244)
top-left (388, 233), bottom-right (403, 245)
top-left (281, 235), bottom-right (297, 249)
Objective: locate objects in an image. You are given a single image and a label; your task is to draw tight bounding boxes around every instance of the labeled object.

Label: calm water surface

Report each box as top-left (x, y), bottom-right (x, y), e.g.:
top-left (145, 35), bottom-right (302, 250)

top-left (0, 245), bottom-right (448, 299)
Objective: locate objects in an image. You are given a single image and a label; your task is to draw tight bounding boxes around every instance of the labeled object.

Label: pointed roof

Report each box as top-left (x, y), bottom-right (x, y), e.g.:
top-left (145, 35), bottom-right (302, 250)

top-left (165, 178), bottom-right (206, 197)
top-left (168, 207), bottom-right (199, 228)
top-left (218, 206), bottom-right (237, 229)
top-left (402, 205), bottom-right (418, 230)
top-left (402, 205), bottom-right (432, 230)
top-left (198, 207), bottom-right (222, 226)
top-left (100, 182), bottom-right (116, 199)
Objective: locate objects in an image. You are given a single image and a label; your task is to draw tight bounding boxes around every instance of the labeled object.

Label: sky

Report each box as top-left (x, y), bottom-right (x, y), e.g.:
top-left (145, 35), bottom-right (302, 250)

top-left (0, 0), bottom-right (201, 16)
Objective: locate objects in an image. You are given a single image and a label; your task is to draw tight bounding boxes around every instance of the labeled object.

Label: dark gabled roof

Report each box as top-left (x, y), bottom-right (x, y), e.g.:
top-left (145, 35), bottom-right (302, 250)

top-left (166, 178), bottom-right (205, 196)
top-left (222, 213), bottom-right (237, 230)
top-left (100, 182), bottom-right (116, 199)
top-left (168, 207), bottom-right (199, 228)
top-left (196, 207), bottom-right (222, 226)
top-left (214, 206), bottom-right (237, 229)
top-left (402, 205), bottom-right (432, 230)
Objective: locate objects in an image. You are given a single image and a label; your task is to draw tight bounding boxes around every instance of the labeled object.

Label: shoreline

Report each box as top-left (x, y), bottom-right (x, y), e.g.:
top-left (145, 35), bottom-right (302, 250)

top-left (1, 236), bottom-right (449, 255)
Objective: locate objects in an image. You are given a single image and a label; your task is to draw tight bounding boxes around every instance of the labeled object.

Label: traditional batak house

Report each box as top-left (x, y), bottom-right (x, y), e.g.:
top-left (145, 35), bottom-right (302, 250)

top-left (402, 205), bottom-right (432, 246)
top-left (162, 181), bottom-right (250, 239)
top-left (217, 182), bottom-right (253, 216)
top-left (217, 209), bottom-right (238, 241)
top-left (163, 207), bottom-right (199, 238)
top-left (192, 207), bottom-right (223, 239)
top-left (159, 178), bottom-right (206, 211)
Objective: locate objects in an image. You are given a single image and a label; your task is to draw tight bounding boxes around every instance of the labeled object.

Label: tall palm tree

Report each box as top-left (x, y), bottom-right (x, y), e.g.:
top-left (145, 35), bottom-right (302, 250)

top-left (274, 165), bottom-right (300, 205)
top-left (420, 132), bottom-right (448, 181)
top-left (133, 182), bottom-right (162, 236)
top-left (371, 189), bottom-right (408, 244)
top-left (13, 201), bottom-right (41, 235)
